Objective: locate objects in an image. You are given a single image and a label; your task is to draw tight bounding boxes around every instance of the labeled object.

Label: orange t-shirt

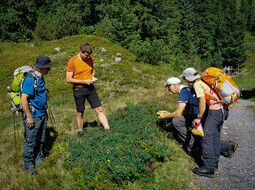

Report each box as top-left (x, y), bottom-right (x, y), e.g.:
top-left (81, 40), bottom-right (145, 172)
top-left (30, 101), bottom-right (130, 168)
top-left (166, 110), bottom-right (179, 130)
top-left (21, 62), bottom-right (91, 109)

top-left (193, 80), bottom-right (221, 110)
top-left (67, 55), bottom-right (94, 87)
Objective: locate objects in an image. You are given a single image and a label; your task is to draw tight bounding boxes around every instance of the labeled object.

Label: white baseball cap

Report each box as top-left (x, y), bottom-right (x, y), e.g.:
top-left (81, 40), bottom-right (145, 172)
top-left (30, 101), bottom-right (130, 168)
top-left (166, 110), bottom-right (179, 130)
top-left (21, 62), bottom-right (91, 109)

top-left (179, 68), bottom-right (200, 81)
top-left (165, 77), bottom-right (181, 87)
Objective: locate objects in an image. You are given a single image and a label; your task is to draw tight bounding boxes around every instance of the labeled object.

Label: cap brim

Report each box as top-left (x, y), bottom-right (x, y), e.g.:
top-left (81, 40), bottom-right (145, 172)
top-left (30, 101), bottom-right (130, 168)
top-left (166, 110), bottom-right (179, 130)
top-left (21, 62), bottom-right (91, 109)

top-left (179, 74), bottom-right (183, 78)
top-left (185, 75), bottom-right (201, 81)
top-left (34, 63), bottom-right (53, 68)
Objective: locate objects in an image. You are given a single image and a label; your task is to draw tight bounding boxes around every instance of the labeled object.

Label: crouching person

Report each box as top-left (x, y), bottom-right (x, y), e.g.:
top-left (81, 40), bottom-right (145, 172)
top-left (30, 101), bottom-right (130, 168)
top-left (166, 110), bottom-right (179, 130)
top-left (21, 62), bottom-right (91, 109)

top-left (157, 77), bottom-right (237, 163)
top-left (20, 56), bottom-right (52, 175)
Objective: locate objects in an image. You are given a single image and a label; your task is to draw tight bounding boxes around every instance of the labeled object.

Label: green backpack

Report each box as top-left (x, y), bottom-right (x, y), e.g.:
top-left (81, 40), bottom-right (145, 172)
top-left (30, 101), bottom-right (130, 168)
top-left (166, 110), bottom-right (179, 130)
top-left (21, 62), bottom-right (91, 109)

top-left (7, 66), bottom-right (38, 112)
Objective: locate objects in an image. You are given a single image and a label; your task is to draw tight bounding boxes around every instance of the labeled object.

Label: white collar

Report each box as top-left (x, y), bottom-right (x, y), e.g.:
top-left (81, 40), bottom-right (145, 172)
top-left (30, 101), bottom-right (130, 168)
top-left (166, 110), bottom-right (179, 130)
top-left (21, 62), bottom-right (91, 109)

top-left (179, 85), bottom-right (185, 93)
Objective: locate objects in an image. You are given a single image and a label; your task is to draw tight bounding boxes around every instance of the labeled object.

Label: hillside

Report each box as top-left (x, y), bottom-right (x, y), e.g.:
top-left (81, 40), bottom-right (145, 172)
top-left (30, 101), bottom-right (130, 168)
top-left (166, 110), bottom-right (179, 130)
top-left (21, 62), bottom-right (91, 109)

top-left (0, 35), bottom-right (199, 189)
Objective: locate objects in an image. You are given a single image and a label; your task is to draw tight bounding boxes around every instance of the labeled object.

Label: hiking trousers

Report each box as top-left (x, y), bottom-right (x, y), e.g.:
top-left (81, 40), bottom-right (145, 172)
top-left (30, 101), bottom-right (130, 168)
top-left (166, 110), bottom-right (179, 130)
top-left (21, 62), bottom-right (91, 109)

top-left (172, 116), bottom-right (199, 150)
top-left (202, 108), bottom-right (229, 169)
top-left (172, 116), bottom-right (231, 153)
top-left (22, 114), bottom-right (47, 170)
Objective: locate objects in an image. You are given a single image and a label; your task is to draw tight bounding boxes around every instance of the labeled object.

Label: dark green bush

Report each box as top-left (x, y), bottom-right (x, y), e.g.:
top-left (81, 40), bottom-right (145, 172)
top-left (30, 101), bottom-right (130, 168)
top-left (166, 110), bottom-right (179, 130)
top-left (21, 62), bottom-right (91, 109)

top-left (66, 104), bottom-right (174, 188)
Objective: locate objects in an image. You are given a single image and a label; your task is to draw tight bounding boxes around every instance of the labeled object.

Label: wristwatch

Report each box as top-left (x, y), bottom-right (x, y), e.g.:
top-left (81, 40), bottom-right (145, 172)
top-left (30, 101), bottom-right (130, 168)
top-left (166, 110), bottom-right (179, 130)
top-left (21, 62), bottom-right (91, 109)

top-left (197, 114), bottom-right (203, 119)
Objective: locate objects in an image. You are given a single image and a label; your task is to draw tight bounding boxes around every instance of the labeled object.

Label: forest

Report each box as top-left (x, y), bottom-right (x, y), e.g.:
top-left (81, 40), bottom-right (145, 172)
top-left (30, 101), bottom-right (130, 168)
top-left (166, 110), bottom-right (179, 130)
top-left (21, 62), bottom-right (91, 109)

top-left (1, 0), bottom-right (254, 68)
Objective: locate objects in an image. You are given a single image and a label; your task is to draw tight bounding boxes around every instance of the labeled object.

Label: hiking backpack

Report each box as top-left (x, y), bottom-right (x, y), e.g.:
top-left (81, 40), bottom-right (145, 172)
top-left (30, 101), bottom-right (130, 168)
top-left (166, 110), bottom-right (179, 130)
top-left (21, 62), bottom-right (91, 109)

top-left (7, 66), bottom-right (38, 112)
top-left (200, 67), bottom-right (240, 106)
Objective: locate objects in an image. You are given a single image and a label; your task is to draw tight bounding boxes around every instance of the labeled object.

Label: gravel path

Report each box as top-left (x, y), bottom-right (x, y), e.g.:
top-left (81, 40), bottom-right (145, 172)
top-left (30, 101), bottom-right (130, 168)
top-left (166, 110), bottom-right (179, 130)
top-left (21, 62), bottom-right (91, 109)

top-left (197, 99), bottom-right (255, 190)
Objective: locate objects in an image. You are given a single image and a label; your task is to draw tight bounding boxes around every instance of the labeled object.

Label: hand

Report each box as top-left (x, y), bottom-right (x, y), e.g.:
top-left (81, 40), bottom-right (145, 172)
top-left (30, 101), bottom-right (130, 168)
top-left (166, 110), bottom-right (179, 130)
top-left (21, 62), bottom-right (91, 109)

top-left (92, 77), bottom-right (98, 83)
top-left (27, 116), bottom-right (34, 129)
top-left (85, 79), bottom-right (94, 85)
top-left (157, 112), bottom-right (165, 119)
top-left (193, 118), bottom-right (201, 127)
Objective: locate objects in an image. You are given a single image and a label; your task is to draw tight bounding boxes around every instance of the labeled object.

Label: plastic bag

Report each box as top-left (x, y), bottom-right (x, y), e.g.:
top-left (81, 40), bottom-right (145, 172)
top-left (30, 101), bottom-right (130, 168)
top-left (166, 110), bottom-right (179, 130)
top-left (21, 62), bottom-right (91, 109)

top-left (192, 122), bottom-right (204, 137)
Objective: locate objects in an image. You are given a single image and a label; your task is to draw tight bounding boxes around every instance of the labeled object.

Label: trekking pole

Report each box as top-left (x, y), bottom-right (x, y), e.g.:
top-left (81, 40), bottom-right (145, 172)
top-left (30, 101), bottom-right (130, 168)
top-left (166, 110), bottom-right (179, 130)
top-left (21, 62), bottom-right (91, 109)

top-left (47, 105), bottom-right (55, 127)
top-left (13, 113), bottom-right (17, 147)
top-left (15, 112), bottom-right (20, 141)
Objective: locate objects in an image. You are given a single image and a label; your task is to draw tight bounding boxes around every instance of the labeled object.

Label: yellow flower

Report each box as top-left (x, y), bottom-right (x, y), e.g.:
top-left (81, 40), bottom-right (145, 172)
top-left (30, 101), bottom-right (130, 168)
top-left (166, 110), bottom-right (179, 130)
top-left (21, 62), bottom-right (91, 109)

top-left (107, 160), bottom-right (110, 162)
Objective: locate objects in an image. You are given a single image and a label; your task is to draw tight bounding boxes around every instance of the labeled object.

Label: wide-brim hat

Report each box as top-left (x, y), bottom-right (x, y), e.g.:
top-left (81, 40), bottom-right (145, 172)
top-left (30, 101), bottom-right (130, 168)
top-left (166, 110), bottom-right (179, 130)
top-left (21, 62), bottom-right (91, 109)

top-left (179, 68), bottom-right (200, 81)
top-left (34, 55), bottom-right (53, 69)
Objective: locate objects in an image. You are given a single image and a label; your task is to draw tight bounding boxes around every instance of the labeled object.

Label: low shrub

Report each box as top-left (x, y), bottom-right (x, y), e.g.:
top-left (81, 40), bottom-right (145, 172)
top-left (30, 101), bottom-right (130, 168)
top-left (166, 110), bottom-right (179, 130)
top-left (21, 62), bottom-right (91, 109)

top-left (66, 104), bottom-right (174, 189)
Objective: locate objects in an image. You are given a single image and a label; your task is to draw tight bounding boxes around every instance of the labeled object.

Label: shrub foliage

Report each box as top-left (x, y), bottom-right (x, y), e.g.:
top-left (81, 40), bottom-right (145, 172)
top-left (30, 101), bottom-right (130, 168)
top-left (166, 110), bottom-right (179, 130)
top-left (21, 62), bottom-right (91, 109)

top-left (66, 104), bottom-right (173, 188)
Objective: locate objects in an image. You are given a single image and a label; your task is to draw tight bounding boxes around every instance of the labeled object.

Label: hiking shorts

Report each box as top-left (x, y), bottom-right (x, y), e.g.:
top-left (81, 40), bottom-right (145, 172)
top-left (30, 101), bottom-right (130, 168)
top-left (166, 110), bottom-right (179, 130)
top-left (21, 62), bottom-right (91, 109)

top-left (73, 85), bottom-right (102, 112)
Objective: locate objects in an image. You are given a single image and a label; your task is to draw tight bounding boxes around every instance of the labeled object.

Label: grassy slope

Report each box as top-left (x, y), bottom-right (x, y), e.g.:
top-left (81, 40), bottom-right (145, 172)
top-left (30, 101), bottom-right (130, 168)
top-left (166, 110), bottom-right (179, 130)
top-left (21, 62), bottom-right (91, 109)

top-left (0, 35), bottom-right (199, 189)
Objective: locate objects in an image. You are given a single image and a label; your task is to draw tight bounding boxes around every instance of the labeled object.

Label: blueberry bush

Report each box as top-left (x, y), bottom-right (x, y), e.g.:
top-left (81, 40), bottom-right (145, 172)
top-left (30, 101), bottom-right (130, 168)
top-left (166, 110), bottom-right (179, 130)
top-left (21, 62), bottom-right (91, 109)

top-left (66, 104), bottom-right (174, 189)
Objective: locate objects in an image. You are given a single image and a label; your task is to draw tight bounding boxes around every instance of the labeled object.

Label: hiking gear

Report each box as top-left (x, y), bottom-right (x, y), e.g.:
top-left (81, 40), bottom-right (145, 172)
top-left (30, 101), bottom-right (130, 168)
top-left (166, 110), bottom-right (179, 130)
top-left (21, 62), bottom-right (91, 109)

top-left (213, 162), bottom-right (219, 171)
top-left (193, 167), bottom-right (214, 178)
top-left (165, 77), bottom-right (181, 87)
top-left (77, 131), bottom-right (83, 138)
top-left (73, 86), bottom-right (102, 112)
top-left (222, 142), bottom-right (238, 158)
top-left (200, 67), bottom-right (240, 106)
top-left (105, 128), bottom-right (112, 132)
top-left (25, 167), bottom-right (38, 175)
top-left (179, 68), bottom-right (201, 81)
top-left (7, 66), bottom-right (38, 112)
top-left (34, 55), bottom-right (52, 69)
top-left (22, 114), bottom-right (47, 170)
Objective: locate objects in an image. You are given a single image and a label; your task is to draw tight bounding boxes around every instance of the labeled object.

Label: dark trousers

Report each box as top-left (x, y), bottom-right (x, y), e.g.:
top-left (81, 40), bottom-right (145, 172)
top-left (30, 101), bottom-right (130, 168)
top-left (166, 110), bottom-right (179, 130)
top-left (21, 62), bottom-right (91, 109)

top-left (202, 108), bottom-right (229, 169)
top-left (22, 114), bottom-right (47, 169)
top-left (172, 116), bottom-right (231, 154)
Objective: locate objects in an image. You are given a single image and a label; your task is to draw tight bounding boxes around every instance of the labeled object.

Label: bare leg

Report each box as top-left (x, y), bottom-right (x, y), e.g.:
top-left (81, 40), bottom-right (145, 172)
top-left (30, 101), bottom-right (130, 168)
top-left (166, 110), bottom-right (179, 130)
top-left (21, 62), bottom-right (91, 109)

top-left (94, 106), bottom-right (110, 130)
top-left (76, 111), bottom-right (84, 131)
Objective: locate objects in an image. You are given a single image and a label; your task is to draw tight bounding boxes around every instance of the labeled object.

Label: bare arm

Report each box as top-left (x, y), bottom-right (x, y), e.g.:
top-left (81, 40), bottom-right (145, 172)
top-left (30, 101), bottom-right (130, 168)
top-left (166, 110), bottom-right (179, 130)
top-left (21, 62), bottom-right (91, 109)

top-left (66, 71), bottom-right (93, 85)
top-left (193, 96), bottom-right (206, 125)
top-left (20, 93), bottom-right (34, 129)
top-left (157, 102), bottom-right (186, 119)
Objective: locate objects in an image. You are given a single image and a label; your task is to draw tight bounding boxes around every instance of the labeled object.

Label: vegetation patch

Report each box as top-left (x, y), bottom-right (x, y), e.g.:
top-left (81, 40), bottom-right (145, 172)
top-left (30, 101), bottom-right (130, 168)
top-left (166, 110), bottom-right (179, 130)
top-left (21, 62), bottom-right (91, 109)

top-left (66, 104), bottom-right (174, 189)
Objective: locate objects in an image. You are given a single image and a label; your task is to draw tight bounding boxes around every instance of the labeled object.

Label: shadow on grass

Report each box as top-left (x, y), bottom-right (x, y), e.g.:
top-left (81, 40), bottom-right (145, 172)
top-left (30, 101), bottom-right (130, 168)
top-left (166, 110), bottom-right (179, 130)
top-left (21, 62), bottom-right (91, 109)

top-left (44, 126), bottom-right (58, 157)
top-left (157, 119), bottom-right (203, 167)
top-left (84, 121), bottom-right (99, 129)
top-left (241, 89), bottom-right (255, 99)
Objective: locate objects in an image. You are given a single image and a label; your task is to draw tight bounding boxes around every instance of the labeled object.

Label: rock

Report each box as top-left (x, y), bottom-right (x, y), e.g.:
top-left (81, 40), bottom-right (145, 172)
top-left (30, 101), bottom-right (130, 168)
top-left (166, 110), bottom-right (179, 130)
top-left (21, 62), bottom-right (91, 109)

top-left (115, 57), bottom-right (122, 63)
top-left (99, 47), bottom-right (107, 53)
top-left (115, 53), bottom-right (122, 63)
top-left (108, 92), bottom-right (116, 98)
top-left (54, 47), bottom-right (60, 53)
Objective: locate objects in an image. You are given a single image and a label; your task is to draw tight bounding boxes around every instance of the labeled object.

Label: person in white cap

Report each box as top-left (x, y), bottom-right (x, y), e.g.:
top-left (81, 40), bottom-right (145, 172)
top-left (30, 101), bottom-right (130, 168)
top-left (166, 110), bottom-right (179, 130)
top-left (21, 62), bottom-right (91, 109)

top-left (157, 77), bottom-right (202, 153)
top-left (158, 76), bottom-right (238, 166)
top-left (180, 67), bottom-right (236, 178)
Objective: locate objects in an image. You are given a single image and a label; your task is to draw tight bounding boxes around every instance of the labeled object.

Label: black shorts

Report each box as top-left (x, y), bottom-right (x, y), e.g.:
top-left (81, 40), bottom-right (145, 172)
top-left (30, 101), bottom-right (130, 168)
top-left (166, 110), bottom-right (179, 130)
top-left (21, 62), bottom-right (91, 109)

top-left (73, 85), bottom-right (102, 112)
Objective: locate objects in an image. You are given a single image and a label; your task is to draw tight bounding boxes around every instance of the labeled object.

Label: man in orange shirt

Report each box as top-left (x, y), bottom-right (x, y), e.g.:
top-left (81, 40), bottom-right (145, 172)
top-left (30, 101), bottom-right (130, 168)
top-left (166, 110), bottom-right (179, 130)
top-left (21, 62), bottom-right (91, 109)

top-left (180, 68), bottom-right (237, 178)
top-left (66, 43), bottom-right (110, 137)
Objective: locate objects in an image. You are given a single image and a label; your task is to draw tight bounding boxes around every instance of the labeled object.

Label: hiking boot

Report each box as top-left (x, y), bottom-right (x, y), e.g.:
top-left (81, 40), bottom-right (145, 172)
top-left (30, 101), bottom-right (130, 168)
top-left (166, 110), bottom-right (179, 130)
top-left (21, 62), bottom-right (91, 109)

top-left (77, 131), bottom-right (83, 138)
top-left (193, 166), bottom-right (214, 178)
top-left (213, 162), bottom-right (218, 171)
top-left (26, 167), bottom-right (38, 175)
top-left (223, 142), bottom-right (238, 158)
top-left (105, 128), bottom-right (111, 132)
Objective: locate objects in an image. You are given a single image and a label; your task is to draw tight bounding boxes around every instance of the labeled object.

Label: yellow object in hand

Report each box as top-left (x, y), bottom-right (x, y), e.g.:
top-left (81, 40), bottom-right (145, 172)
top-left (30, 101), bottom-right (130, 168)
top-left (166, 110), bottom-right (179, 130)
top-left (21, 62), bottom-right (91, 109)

top-left (158, 110), bottom-right (171, 116)
top-left (192, 123), bottom-right (204, 137)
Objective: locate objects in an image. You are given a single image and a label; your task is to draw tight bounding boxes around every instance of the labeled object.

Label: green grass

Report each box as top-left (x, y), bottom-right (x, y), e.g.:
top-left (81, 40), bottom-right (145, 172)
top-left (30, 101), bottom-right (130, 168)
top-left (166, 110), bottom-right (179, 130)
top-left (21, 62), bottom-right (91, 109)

top-left (1, 33), bottom-right (254, 189)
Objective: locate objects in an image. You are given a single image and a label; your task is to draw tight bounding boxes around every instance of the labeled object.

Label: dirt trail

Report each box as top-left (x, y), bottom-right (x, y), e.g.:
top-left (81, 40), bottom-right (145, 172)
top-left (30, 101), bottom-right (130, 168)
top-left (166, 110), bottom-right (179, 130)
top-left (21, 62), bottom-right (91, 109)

top-left (197, 99), bottom-right (255, 190)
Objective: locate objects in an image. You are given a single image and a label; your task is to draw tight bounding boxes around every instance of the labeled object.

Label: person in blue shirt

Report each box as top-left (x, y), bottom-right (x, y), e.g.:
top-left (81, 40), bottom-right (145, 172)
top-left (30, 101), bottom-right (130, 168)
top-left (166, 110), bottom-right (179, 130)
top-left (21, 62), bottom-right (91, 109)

top-left (20, 55), bottom-right (52, 175)
top-left (157, 77), bottom-right (237, 159)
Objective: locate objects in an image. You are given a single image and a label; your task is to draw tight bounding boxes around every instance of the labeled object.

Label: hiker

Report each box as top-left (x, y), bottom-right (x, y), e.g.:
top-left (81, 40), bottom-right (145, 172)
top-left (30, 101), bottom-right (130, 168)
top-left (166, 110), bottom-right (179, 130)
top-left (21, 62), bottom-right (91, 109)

top-left (180, 68), bottom-right (237, 178)
top-left (157, 77), bottom-right (237, 158)
top-left (20, 55), bottom-right (52, 175)
top-left (66, 42), bottom-right (110, 137)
